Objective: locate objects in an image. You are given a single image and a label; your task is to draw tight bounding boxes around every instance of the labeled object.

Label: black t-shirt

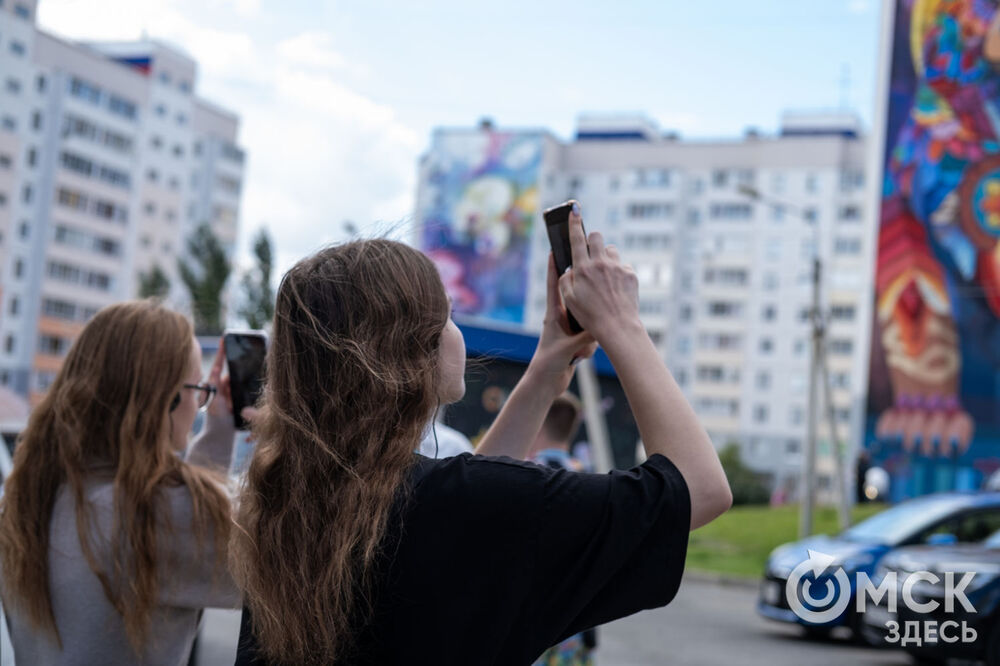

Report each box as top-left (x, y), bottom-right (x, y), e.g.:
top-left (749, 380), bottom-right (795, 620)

top-left (234, 451), bottom-right (691, 665)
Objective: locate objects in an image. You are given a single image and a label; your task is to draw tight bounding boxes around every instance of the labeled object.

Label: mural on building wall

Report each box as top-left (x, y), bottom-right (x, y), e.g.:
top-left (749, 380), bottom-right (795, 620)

top-left (867, 0), bottom-right (1000, 500)
top-left (419, 131), bottom-right (542, 324)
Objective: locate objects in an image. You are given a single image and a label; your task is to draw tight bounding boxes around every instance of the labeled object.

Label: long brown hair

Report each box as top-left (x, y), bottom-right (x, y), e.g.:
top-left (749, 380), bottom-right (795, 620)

top-left (230, 240), bottom-right (450, 664)
top-left (0, 300), bottom-right (231, 652)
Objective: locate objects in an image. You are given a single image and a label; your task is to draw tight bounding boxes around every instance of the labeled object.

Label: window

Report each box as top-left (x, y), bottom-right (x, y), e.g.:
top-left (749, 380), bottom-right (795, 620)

top-left (158, 71), bottom-right (172, 85)
top-left (155, 104), bottom-right (167, 117)
top-left (793, 339), bottom-right (806, 356)
top-left (763, 272), bottom-right (778, 290)
top-left (179, 80), bottom-right (192, 93)
top-left (0, 154), bottom-right (10, 169)
top-left (830, 304), bottom-right (856, 321)
top-left (14, 3), bottom-right (31, 18)
top-left (176, 113), bottom-right (187, 126)
top-left (829, 339), bottom-right (854, 355)
top-left (172, 144), bottom-right (184, 158)
top-left (709, 202), bottom-right (752, 220)
top-left (69, 77), bottom-right (101, 105)
top-left (803, 208), bottom-right (818, 224)
top-left (4, 336), bottom-right (14, 354)
top-left (759, 338), bottom-right (774, 353)
top-left (21, 184), bottom-right (31, 203)
top-left (60, 151), bottom-right (93, 176)
top-left (762, 305), bottom-right (777, 322)
top-left (790, 406), bottom-right (804, 426)
top-left (839, 205), bottom-right (861, 222)
top-left (18, 221), bottom-right (28, 239)
top-left (144, 202), bottom-right (157, 215)
top-left (38, 335), bottom-right (66, 356)
top-left (98, 165), bottom-right (130, 189)
top-left (31, 110), bottom-right (41, 131)
top-left (753, 405), bottom-right (769, 424)
top-left (13, 258), bottom-right (24, 278)
top-left (9, 296), bottom-right (18, 316)
top-left (36, 75), bottom-right (46, 93)
top-left (805, 173), bottom-right (818, 193)
top-left (151, 136), bottom-right (163, 149)
top-left (221, 142), bottom-right (244, 163)
top-left (834, 237), bottom-right (862, 255)
top-left (9, 41), bottom-right (25, 56)
top-left (0, 193), bottom-right (7, 208)
top-left (107, 95), bottom-right (137, 120)
top-left (707, 301), bottom-right (743, 317)
top-left (46, 261), bottom-right (112, 291)
top-left (2, 116), bottom-right (16, 131)
top-left (627, 202), bottom-right (674, 219)
top-left (756, 371), bottom-right (771, 390)
top-left (43, 298), bottom-right (77, 320)
top-left (26, 147), bottom-right (36, 167)
top-left (147, 169), bottom-right (160, 183)
top-left (5, 79), bottom-right (20, 95)
top-left (711, 170), bottom-right (729, 188)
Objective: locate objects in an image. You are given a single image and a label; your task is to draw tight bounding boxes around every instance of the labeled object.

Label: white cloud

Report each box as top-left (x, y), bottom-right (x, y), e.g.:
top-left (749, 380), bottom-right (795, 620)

top-left (275, 32), bottom-right (347, 71)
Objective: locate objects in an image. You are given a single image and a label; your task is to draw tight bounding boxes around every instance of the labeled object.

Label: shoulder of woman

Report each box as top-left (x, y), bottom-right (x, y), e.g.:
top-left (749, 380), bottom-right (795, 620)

top-left (413, 453), bottom-right (554, 507)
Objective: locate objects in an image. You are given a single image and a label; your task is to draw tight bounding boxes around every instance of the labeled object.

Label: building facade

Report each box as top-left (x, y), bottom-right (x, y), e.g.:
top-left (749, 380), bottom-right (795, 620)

top-left (417, 112), bottom-right (875, 498)
top-left (0, 1), bottom-right (245, 405)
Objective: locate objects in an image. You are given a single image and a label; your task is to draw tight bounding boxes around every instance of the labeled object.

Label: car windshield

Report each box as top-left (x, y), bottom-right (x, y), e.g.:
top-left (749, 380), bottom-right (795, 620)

top-left (841, 496), bottom-right (974, 545)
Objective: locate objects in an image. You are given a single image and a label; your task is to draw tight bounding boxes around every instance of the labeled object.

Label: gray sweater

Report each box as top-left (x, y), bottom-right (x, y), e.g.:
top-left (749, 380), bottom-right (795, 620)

top-left (2, 411), bottom-right (241, 666)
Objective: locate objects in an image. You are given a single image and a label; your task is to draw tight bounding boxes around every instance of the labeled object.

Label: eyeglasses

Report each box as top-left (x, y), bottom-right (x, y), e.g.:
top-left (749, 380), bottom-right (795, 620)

top-left (182, 383), bottom-right (217, 411)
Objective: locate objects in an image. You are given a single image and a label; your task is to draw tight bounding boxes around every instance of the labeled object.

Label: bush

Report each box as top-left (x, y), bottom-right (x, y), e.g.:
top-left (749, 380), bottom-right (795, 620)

top-left (719, 443), bottom-right (770, 505)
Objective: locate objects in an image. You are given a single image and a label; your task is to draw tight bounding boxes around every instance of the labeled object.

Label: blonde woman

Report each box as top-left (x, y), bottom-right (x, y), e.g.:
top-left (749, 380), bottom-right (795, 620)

top-left (0, 301), bottom-right (240, 664)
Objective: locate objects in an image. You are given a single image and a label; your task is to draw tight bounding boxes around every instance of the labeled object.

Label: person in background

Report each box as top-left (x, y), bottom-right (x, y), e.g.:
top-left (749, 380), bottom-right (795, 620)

top-left (0, 301), bottom-right (241, 666)
top-left (419, 408), bottom-right (474, 458)
top-left (530, 391), bottom-right (597, 666)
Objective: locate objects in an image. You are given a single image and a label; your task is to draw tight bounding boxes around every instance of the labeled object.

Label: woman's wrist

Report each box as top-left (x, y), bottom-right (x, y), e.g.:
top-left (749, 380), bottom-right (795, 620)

top-left (522, 362), bottom-right (567, 402)
top-left (592, 316), bottom-right (645, 356)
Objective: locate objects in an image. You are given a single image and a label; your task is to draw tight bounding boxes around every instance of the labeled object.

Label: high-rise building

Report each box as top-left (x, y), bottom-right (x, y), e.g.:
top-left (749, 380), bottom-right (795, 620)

top-left (416, 112), bottom-right (874, 497)
top-left (0, 1), bottom-right (246, 405)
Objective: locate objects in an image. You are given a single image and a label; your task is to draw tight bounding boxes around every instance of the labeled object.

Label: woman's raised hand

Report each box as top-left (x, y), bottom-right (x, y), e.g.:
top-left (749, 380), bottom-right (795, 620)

top-left (557, 205), bottom-right (641, 345)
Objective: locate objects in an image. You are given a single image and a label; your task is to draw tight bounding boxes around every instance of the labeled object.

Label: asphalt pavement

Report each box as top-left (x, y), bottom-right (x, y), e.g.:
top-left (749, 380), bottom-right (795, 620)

top-left (193, 575), bottom-right (939, 665)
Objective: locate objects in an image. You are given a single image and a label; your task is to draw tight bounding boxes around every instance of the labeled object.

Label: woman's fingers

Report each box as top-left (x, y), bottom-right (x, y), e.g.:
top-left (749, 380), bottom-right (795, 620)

top-left (606, 244), bottom-right (621, 262)
top-left (587, 230), bottom-right (606, 257)
top-left (568, 203), bottom-right (590, 267)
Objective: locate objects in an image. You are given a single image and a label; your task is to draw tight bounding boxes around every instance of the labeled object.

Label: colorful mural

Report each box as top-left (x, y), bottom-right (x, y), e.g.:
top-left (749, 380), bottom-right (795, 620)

top-left (868, 0), bottom-right (1000, 500)
top-left (419, 131), bottom-right (542, 324)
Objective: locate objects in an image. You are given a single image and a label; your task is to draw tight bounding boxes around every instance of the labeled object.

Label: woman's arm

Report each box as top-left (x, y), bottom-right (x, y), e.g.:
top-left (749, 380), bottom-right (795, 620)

top-left (558, 206), bottom-right (732, 530)
top-left (474, 254), bottom-right (597, 459)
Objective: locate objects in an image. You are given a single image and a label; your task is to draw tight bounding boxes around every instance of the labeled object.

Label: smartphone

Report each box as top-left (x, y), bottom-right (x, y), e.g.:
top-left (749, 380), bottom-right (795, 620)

top-left (543, 200), bottom-right (588, 333)
top-left (223, 330), bottom-right (268, 430)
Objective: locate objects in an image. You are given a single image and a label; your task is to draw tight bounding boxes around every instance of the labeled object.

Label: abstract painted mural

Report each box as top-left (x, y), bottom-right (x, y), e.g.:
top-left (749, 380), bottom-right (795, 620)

top-left (868, 0), bottom-right (1000, 500)
top-left (418, 130), bottom-right (543, 324)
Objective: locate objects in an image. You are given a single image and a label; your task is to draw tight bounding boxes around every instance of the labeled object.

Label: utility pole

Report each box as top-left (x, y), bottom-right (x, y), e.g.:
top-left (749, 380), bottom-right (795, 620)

top-left (738, 186), bottom-right (853, 537)
top-left (576, 357), bottom-right (614, 473)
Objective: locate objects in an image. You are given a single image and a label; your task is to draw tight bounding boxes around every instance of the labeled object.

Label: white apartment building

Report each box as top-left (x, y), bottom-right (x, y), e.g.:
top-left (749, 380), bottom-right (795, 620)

top-left (419, 113), bottom-right (874, 496)
top-left (0, 1), bottom-right (245, 405)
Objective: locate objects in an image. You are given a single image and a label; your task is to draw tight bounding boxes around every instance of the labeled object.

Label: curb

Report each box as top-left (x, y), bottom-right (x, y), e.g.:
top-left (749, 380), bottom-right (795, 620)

top-left (684, 569), bottom-right (759, 589)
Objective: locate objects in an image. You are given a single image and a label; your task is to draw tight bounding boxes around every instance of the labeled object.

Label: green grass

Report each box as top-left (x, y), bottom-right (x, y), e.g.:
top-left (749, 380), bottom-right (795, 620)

top-left (686, 502), bottom-right (888, 579)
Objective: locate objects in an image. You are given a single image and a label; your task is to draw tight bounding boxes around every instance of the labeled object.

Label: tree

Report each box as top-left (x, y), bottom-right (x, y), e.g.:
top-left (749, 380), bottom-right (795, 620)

top-left (718, 443), bottom-right (771, 505)
top-left (238, 228), bottom-right (275, 330)
top-left (138, 264), bottom-right (170, 299)
top-left (179, 223), bottom-right (231, 336)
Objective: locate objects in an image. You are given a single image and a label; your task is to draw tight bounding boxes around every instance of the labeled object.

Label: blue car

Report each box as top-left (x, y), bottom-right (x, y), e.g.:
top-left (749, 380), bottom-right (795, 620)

top-left (758, 492), bottom-right (1000, 643)
top-left (864, 527), bottom-right (1000, 665)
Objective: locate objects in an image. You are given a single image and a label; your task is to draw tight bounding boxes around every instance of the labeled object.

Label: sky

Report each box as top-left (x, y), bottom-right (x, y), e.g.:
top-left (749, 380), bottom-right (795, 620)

top-left (35, 0), bottom-right (883, 277)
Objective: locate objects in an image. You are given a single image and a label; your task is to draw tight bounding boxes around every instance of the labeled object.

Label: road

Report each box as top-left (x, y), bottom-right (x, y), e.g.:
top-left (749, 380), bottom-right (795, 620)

top-left (193, 576), bottom-right (938, 665)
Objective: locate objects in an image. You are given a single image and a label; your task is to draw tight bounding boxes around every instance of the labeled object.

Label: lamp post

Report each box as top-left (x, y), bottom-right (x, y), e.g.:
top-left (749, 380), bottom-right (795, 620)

top-left (737, 185), bottom-right (852, 537)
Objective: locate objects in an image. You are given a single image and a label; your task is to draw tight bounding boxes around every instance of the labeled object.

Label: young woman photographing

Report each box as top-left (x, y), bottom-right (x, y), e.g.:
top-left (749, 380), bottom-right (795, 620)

top-left (0, 301), bottom-right (242, 665)
top-left (232, 209), bottom-right (732, 665)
